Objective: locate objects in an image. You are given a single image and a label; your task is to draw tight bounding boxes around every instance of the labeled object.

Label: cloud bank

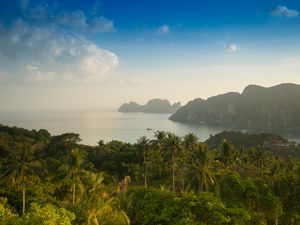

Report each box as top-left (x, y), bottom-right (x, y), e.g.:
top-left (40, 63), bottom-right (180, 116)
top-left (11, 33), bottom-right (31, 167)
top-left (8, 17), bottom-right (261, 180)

top-left (0, 1), bottom-right (118, 83)
top-left (0, 20), bottom-right (118, 82)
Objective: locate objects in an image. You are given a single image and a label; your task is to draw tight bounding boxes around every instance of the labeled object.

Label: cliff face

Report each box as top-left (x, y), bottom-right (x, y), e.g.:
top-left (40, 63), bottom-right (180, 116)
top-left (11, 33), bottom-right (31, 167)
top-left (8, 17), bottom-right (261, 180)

top-left (119, 99), bottom-right (181, 113)
top-left (169, 83), bottom-right (300, 129)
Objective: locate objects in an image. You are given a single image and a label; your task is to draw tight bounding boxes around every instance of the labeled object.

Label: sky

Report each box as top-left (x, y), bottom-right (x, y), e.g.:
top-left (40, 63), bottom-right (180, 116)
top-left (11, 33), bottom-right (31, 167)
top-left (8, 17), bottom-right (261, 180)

top-left (0, 0), bottom-right (300, 111)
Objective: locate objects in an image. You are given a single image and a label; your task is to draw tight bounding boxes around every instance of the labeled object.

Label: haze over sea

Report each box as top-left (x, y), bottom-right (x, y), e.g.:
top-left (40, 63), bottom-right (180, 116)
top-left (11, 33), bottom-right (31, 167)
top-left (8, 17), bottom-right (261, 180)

top-left (0, 109), bottom-right (222, 145)
top-left (1, 109), bottom-right (300, 145)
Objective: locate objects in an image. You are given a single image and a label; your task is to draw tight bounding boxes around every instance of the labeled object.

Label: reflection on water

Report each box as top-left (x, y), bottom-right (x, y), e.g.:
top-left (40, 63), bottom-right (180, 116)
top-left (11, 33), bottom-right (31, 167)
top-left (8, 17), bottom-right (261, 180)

top-left (1, 109), bottom-right (300, 145)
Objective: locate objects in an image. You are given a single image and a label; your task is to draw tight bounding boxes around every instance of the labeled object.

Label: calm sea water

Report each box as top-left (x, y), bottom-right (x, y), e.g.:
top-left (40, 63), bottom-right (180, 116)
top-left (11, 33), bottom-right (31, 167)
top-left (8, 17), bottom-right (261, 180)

top-left (1, 109), bottom-right (300, 145)
top-left (0, 109), bottom-right (226, 145)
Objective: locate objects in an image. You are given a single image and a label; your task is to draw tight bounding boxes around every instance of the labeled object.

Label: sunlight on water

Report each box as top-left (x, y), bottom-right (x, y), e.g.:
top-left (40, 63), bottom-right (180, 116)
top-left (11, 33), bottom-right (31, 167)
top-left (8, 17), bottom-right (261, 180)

top-left (0, 109), bottom-right (224, 145)
top-left (1, 109), bottom-right (300, 145)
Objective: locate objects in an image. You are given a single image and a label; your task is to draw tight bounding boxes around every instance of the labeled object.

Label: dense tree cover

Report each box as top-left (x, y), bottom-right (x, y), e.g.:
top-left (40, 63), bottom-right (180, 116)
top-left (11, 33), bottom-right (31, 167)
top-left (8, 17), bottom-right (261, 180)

top-left (1, 124), bottom-right (300, 224)
top-left (205, 131), bottom-right (288, 149)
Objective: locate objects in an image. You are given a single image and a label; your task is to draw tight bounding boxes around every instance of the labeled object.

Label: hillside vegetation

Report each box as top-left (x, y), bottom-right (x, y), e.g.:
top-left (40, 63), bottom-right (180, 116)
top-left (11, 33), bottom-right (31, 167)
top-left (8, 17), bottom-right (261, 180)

top-left (1, 124), bottom-right (300, 224)
top-left (170, 83), bottom-right (300, 129)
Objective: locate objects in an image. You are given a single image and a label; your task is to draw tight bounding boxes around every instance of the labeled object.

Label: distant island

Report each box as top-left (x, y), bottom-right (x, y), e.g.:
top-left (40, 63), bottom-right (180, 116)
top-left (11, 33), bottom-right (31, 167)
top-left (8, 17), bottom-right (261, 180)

top-left (169, 83), bottom-right (300, 129)
top-left (119, 98), bottom-right (181, 113)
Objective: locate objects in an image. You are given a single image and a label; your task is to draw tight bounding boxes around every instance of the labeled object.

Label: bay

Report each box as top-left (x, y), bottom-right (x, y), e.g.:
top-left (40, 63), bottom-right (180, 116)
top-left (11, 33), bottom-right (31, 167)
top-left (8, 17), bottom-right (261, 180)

top-left (1, 109), bottom-right (300, 145)
top-left (0, 109), bottom-right (224, 145)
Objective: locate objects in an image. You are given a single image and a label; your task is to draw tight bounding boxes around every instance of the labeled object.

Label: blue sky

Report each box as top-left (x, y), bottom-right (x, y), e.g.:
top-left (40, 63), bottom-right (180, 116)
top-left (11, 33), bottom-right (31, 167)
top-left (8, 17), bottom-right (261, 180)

top-left (0, 0), bottom-right (300, 110)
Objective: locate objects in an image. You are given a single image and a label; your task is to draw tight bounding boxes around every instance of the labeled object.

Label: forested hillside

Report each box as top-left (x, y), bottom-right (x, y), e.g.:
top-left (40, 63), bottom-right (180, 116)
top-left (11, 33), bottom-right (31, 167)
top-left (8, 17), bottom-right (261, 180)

top-left (170, 83), bottom-right (300, 129)
top-left (1, 124), bottom-right (300, 224)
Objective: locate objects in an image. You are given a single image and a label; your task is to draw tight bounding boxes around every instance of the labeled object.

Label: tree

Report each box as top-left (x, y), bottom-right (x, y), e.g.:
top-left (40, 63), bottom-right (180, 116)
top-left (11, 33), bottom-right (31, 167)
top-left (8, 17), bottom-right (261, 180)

top-left (219, 139), bottom-right (236, 167)
top-left (1, 144), bottom-right (42, 216)
top-left (125, 187), bottom-right (177, 225)
top-left (267, 159), bottom-right (285, 194)
top-left (137, 136), bottom-right (150, 187)
top-left (0, 197), bottom-right (20, 224)
top-left (58, 148), bottom-right (88, 206)
top-left (164, 133), bottom-right (181, 192)
top-left (0, 197), bottom-right (75, 225)
top-left (23, 203), bottom-right (75, 225)
top-left (154, 131), bottom-right (166, 148)
top-left (78, 172), bottom-right (130, 225)
top-left (183, 133), bottom-right (199, 151)
top-left (249, 146), bottom-right (267, 175)
top-left (186, 144), bottom-right (216, 193)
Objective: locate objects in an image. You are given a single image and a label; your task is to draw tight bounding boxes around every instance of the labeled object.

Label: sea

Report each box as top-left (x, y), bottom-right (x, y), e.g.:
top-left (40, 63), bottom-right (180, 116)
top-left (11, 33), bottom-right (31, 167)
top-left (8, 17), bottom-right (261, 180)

top-left (1, 109), bottom-right (300, 145)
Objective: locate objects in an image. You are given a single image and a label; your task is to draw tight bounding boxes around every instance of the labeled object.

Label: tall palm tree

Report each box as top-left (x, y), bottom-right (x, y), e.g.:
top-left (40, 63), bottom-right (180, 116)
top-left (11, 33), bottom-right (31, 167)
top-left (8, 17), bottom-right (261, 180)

top-left (58, 148), bottom-right (87, 206)
top-left (186, 144), bottom-right (216, 193)
top-left (164, 132), bottom-right (181, 192)
top-left (137, 136), bottom-right (150, 187)
top-left (1, 144), bottom-right (41, 216)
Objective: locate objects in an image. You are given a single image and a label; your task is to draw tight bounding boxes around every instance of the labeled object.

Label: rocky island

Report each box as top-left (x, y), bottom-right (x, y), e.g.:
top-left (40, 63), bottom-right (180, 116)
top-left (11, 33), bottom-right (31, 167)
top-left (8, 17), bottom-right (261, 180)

top-left (169, 83), bottom-right (300, 129)
top-left (119, 98), bottom-right (181, 113)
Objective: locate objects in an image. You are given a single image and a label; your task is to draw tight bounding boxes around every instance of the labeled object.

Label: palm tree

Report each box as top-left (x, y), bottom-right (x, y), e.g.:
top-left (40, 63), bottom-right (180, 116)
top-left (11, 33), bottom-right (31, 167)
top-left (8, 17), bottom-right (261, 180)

top-left (164, 133), bottom-right (181, 192)
top-left (250, 146), bottom-right (267, 175)
top-left (219, 139), bottom-right (235, 167)
top-left (137, 136), bottom-right (150, 187)
top-left (186, 144), bottom-right (216, 193)
top-left (81, 172), bottom-right (130, 225)
top-left (58, 148), bottom-right (87, 206)
top-left (183, 133), bottom-right (199, 151)
top-left (154, 131), bottom-right (166, 149)
top-left (1, 144), bottom-right (41, 216)
top-left (267, 159), bottom-right (285, 194)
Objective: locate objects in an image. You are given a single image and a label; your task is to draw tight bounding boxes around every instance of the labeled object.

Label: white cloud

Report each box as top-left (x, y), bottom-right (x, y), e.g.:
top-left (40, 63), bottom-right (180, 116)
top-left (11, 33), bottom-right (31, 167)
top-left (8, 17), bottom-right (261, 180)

top-left (90, 16), bottom-right (114, 33)
top-left (19, 1), bottom-right (114, 34)
top-left (157, 24), bottom-right (170, 35)
top-left (77, 44), bottom-right (119, 79)
top-left (0, 20), bottom-right (119, 82)
top-left (56, 11), bottom-right (87, 29)
top-left (55, 11), bottom-right (114, 33)
top-left (224, 44), bottom-right (238, 52)
top-left (271, 5), bottom-right (299, 18)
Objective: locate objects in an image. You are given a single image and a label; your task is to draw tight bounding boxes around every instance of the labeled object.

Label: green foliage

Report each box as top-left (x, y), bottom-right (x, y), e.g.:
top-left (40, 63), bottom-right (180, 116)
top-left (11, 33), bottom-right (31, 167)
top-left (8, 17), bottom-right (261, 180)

top-left (22, 203), bottom-right (75, 225)
top-left (1, 125), bottom-right (300, 224)
top-left (125, 187), bottom-right (178, 225)
top-left (0, 197), bottom-right (20, 225)
top-left (185, 144), bottom-right (216, 193)
top-left (0, 198), bottom-right (74, 225)
top-left (206, 131), bottom-right (288, 149)
top-left (126, 188), bottom-right (252, 225)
